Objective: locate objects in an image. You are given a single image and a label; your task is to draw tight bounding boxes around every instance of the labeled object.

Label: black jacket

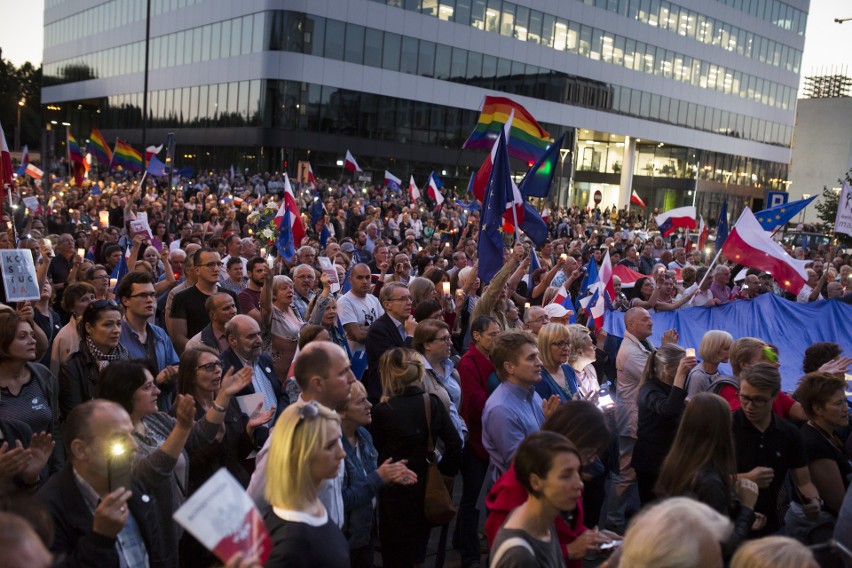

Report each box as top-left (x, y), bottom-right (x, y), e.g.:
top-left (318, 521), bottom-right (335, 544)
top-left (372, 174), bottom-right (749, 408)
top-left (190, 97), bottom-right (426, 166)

top-left (36, 464), bottom-right (169, 568)
top-left (363, 313), bottom-right (413, 403)
top-left (632, 378), bottom-right (687, 475)
top-left (690, 466), bottom-right (755, 559)
top-left (58, 344), bottom-right (101, 422)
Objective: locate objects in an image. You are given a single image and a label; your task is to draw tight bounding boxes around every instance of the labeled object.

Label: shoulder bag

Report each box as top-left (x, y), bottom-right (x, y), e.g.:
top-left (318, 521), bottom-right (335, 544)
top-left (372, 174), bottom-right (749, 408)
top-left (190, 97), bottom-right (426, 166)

top-left (422, 393), bottom-right (457, 525)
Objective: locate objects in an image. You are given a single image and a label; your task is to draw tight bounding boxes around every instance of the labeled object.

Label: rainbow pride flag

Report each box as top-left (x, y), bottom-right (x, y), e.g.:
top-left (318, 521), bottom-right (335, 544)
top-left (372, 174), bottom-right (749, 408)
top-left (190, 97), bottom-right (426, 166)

top-left (87, 127), bottom-right (112, 165)
top-left (112, 139), bottom-right (143, 172)
top-left (463, 96), bottom-right (551, 164)
top-left (67, 129), bottom-right (84, 163)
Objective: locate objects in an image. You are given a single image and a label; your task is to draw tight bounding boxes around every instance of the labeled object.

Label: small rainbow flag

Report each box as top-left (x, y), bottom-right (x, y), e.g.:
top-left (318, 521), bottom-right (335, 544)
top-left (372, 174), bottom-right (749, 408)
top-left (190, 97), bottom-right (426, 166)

top-left (87, 127), bottom-right (112, 165)
top-left (112, 139), bottom-right (143, 172)
top-left (67, 129), bottom-right (84, 163)
top-left (463, 96), bottom-right (551, 164)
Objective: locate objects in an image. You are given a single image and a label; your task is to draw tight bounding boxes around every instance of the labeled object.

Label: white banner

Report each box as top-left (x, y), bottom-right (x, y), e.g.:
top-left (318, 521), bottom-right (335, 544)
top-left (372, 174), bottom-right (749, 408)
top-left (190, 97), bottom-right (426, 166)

top-left (0, 250), bottom-right (40, 302)
top-left (835, 181), bottom-right (852, 237)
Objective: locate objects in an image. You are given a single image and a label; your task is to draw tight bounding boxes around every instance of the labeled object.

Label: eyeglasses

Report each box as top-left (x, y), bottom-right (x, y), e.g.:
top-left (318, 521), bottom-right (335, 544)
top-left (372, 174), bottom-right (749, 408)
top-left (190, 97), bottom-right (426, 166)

top-left (738, 393), bottom-right (772, 407)
top-left (388, 296), bottom-right (412, 303)
top-left (528, 316), bottom-right (549, 324)
top-left (196, 361), bottom-right (222, 372)
top-left (431, 335), bottom-right (452, 343)
top-left (200, 261), bottom-right (224, 269)
top-left (129, 292), bottom-right (157, 300)
top-left (553, 340), bottom-right (571, 348)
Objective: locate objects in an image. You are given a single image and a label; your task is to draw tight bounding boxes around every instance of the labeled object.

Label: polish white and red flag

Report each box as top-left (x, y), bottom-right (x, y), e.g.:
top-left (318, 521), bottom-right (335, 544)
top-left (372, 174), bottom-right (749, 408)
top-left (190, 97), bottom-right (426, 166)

top-left (344, 150), bottom-right (362, 173)
top-left (26, 163), bottom-right (44, 179)
top-left (409, 176), bottom-right (421, 202)
top-left (145, 144), bottom-right (163, 164)
top-left (631, 190), bottom-right (646, 209)
top-left (274, 173), bottom-right (306, 260)
top-left (722, 207), bottom-right (809, 294)
top-left (697, 216), bottom-right (709, 252)
top-left (306, 163), bottom-right (317, 188)
top-left (427, 174), bottom-right (444, 206)
top-left (384, 170), bottom-right (401, 189)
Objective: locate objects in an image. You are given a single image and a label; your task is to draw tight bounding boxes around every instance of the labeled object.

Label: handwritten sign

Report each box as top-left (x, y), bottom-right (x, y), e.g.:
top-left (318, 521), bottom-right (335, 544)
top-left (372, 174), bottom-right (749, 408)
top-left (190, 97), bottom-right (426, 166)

top-left (0, 250), bottom-right (40, 302)
top-left (173, 468), bottom-right (271, 565)
top-left (318, 256), bottom-right (340, 294)
top-left (835, 181), bottom-right (852, 238)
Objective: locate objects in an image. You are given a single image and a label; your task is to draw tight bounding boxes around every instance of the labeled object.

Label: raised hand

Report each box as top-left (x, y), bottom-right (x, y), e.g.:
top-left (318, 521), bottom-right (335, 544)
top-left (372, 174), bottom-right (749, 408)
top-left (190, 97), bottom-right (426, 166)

top-left (220, 366), bottom-right (254, 398)
top-left (0, 441), bottom-right (30, 482)
top-left (92, 487), bottom-right (132, 539)
top-left (661, 329), bottom-right (679, 345)
top-left (173, 394), bottom-right (197, 430)
top-left (247, 403), bottom-right (276, 431)
top-left (20, 432), bottom-right (54, 483)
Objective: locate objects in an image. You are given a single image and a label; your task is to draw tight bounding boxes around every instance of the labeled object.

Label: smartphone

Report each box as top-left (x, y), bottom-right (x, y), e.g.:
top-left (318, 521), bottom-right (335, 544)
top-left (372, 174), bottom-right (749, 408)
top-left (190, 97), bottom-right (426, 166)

top-left (685, 348), bottom-right (696, 358)
top-left (597, 394), bottom-right (615, 410)
top-left (107, 440), bottom-right (133, 492)
top-left (599, 540), bottom-right (623, 550)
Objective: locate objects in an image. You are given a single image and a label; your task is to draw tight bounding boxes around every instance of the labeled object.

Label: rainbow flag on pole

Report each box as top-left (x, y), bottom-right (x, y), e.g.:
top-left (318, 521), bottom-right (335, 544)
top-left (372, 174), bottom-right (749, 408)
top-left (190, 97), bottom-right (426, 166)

top-left (87, 127), bottom-right (112, 165)
top-left (111, 139), bottom-right (143, 172)
top-left (463, 96), bottom-right (551, 164)
top-left (67, 130), bottom-right (84, 163)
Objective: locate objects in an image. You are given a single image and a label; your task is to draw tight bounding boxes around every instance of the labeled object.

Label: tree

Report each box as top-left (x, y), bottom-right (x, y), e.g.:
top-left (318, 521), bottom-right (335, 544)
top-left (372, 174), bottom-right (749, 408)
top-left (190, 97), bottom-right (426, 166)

top-left (814, 169), bottom-right (852, 247)
top-left (0, 48), bottom-right (42, 151)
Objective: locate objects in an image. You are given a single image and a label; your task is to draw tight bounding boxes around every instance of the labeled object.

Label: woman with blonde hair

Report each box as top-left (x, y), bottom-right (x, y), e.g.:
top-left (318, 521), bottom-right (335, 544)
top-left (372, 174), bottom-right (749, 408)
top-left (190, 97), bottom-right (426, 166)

top-left (534, 323), bottom-right (579, 402)
top-left (260, 271), bottom-right (304, 381)
top-left (371, 348), bottom-right (462, 567)
top-left (409, 276), bottom-right (437, 310)
top-left (565, 324), bottom-right (601, 399)
top-left (730, 536), bottom-right (818, 568)
top-left (685, 330), bottom-right (734, 398)
top-left (264, 401), bottom-right (349, 567)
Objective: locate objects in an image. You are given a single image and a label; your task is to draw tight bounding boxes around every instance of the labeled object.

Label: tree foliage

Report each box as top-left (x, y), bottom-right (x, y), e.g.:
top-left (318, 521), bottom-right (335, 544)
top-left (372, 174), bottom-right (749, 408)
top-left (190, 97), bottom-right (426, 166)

top-left (0, 48), bottom-right (42, 150)
top-left (814, 169), bottom-right (852, 247)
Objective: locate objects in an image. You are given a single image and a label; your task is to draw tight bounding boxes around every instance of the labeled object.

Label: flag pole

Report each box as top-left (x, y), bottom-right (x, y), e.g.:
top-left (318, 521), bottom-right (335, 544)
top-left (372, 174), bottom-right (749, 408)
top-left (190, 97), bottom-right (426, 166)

top-left (697, 248), bottom-right (724, 289)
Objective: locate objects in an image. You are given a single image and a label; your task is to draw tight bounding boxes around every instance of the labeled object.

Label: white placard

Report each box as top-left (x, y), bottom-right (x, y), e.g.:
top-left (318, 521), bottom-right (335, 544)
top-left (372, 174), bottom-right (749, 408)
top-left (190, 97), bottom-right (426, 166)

top-left (236, 392), bottom-right (265, 416)
top-left (0, 250), bottom-right (40, 302)
top-left (173, 468), bottom-right (271, 564)
top-left (23, 196), bottom-right (39, 211)
top-left (318, 256), bottom-right (340, 293)
top-left (835, 181), bottom-right (852, 237)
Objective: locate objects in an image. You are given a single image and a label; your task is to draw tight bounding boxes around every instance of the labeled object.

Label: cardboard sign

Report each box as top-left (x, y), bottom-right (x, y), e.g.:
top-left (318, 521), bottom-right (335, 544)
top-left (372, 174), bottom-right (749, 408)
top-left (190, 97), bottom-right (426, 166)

top-left (22, 196), bottom-right (39, 211)
top-left (173, 468), bottom-right (271, 565)
top-left (0, 250), bottom-right (40, 302)
top-left (129, 219), bottom-right (153, 240)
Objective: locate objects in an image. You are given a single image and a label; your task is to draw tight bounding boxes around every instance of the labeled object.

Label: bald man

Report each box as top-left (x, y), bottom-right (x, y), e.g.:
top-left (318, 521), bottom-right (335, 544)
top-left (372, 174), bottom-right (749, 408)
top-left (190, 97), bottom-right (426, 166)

top-left (522, 306), bottom-right (549, 335)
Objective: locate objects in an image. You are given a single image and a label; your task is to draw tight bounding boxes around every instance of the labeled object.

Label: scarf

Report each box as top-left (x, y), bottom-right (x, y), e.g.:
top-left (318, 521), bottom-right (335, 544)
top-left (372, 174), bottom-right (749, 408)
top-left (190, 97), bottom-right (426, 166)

top-left (85, 336), bottom-right (129, 371)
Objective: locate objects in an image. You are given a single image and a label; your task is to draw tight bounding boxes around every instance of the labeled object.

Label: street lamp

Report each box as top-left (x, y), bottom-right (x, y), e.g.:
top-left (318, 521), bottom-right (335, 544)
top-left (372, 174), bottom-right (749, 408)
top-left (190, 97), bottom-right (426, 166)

top-left (16, 98), bottom-right (25, 152)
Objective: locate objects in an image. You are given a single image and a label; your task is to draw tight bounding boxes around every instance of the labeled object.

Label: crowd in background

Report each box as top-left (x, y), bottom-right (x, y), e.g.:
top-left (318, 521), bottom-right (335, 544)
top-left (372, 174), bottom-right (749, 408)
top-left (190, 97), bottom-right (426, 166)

top-left (0, 167), bottom-right (850, 568)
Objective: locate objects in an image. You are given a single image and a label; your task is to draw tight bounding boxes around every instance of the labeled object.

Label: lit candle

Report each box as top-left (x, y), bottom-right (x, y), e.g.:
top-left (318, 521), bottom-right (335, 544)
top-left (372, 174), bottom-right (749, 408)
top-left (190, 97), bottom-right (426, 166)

top-left (99, 211), bottom-right (109, 227)
top-left (77, 248), bottom-right (85, 258)
top-left (109, 278), bottom-right (117, 288)
top-left (267, 255), bottom-right (275, 269)
top-left (560, 253), bottom-right (568, 261)
top-left (524, 302), bottom-right (531, 309)
top-left (442, 282), bottom-right (450, 295)
top-left (260, 247), bottom-right (266, 257)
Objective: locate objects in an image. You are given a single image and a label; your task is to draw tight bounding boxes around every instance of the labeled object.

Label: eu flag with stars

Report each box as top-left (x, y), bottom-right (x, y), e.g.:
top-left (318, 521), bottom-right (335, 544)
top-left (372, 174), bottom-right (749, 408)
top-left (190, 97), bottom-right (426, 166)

top-left (477, 130), bottom-right (514, 284)
top-left (753, 195), bottom-right (817, 231)
top-left (519, 133), bottom-right (564, 199)
top-left (715, 199), bottom-right (729, 253)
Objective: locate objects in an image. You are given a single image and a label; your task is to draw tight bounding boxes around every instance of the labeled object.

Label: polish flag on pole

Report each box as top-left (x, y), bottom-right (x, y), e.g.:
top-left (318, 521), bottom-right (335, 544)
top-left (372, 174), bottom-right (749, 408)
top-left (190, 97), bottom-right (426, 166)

top-left (145, 144), bottom-right (163, 165)
top-left (721, 207), bottom-right (809, 294)
top-left (551, 284), bottom-right (570, 306)
top-left (306, 163), bottom-right (317, 188)
top-left (697, 216), bottom-right (709, 252)
top-left (599, 249), bottom-right (615, 303)
top-left (427, 175), bottom-right (444, 206)
top-left (346, 184), bottom-right (356, 196)
top-left (471, 110), bottom-right (514, 203)
top-left (630, 190), bottom-right (646, 209)
top-left (384, 170), bottom-right (401, 189)
top-left (344, 150), bottom-right (362, 173)
top-left (274, 174), bottom-right (306, 260)
top-left (655, 206), bottom-right (697, 237)
top-left (409, 176), bottom-right (421, 202)
top-left (25, 163), bottom-right (44, 180)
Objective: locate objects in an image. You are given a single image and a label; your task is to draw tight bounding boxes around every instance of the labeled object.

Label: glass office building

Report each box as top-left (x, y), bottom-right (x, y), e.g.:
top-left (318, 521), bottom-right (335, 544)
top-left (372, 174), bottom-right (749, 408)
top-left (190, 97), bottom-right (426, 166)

top-left (42, 0), bottom-right (807, 214)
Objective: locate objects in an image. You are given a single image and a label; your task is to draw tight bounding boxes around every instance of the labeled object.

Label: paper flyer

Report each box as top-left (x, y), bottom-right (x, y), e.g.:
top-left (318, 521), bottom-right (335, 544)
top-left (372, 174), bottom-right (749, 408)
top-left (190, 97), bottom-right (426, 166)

top-left (318, 256), bottom-right (340, 293)
top-left (173, 468), bottom-right (271, 564)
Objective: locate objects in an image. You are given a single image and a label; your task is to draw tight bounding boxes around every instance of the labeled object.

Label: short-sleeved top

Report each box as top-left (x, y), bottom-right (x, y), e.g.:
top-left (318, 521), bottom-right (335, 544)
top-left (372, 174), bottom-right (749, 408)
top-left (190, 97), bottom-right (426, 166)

top-left (490, 526), bottom-right (563, 568)
top-left (801, 423), bottom-right (852, 513)
top-left (0, 376), bottom-right (54, 435)
top-left (237, 286), bottom-right (261, 314)
top-left (170, 285), bottom-right (239, 339)
top-left (732, 409), bottom-right (807, 535)
top-left (336, 292), bottom-right (384, 352)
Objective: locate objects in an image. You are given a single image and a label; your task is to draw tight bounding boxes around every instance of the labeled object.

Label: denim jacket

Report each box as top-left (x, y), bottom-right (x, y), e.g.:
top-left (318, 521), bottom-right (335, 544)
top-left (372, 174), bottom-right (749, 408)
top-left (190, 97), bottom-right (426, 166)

top-left (341, 427), bottom-right (384, 548)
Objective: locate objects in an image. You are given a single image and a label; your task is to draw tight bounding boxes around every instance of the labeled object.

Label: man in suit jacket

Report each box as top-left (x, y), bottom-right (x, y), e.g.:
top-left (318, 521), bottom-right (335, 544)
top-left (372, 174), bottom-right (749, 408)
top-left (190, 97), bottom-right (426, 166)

top-left (220, 315), bottom-right (287, 446)
top-left (37, 400), bottom-right (168, 568)
top-left (364, 282), bottom-right (417, 403)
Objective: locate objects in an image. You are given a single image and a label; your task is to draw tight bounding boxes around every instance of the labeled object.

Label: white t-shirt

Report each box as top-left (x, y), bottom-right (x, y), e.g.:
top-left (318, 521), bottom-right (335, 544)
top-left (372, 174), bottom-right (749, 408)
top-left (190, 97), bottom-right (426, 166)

top-left (337, 292), bottom-right (384, 352)
top-left (797, 284), bottom-right (822, 303)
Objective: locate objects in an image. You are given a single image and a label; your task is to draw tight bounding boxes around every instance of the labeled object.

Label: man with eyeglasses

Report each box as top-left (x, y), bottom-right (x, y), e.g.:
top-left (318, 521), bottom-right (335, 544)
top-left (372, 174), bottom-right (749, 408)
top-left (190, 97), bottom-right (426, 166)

top-left (363, 282), bottom-right (417, 403)
top-left (522, 306), bottom-right (550, 335)
top-left (170, 248), bottom-right (240, 354)
top-left (116, 271), bottom-right (179, 411)
top-left (731, 363), bottom-right (822, 536)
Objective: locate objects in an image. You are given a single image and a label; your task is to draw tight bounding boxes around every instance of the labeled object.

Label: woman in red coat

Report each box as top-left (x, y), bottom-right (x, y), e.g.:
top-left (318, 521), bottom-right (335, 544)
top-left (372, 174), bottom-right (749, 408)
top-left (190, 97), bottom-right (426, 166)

top-left (485, 401), bottom-right (619, 566)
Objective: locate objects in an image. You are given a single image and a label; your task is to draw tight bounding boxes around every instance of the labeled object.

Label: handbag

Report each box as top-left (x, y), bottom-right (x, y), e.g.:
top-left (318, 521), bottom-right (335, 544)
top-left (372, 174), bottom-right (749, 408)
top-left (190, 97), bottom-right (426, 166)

top-left (422, 393), bottom-right (457, 525)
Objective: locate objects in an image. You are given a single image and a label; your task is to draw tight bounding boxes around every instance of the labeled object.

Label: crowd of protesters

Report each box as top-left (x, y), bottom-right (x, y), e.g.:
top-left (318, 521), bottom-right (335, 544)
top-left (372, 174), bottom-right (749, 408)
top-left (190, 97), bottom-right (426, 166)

top-left (0, 165), bottom-right (850, 568)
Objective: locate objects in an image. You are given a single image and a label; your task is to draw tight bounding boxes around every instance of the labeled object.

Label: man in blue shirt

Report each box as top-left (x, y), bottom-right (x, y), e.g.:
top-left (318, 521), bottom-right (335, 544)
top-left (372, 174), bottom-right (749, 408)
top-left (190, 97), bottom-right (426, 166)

top-left (482, 330), bottom-right (559, 482)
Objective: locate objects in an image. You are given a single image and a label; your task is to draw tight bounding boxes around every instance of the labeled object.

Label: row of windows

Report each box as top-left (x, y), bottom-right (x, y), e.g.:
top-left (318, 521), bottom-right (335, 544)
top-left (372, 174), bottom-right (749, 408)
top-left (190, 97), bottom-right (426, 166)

top-left (279, 12), bottom-right (796, 112)
top-left (711, 0), bottom-right (806, 34)
top-left (44, 14), bottom-right (264, 85)
top-left (367, 0), bottom-right (803, 73)
top-left (45, 0), bottom-right (208, 48)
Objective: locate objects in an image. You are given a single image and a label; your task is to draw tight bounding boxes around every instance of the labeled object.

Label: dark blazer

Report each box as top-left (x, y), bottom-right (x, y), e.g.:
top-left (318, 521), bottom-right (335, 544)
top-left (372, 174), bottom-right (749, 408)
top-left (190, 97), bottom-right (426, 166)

top-left (36, 464), bottom-right (168, 568)
top-left (58, 343), bottom-right (101, 422)
top-left (363, 313), bottom-right (413, 403)
top-left (220, 348), bottom-right (286, 447)
top-left (198, 324), bottom-right (223, 353)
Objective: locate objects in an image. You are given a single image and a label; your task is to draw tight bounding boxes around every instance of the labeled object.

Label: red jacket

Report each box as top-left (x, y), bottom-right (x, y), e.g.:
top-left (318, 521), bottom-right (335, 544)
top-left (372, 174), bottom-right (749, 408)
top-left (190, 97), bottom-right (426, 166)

top-left (456, 343), bottom-right (494, 461)
top-left (485, 464), bottom-right (586, 568)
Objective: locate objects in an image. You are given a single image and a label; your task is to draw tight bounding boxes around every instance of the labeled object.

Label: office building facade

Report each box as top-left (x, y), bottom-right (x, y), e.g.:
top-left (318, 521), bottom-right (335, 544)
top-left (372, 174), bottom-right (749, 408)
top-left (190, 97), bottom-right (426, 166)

top-left (42, 0), bottom-right (808, 215)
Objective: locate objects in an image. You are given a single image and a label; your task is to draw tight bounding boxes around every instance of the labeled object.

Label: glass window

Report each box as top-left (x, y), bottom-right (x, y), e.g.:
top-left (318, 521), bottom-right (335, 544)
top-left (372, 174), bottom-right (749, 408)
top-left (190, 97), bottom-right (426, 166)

top-left (400, 36), bottom-right (418, 74)
top-left (471, 0), bottom-right (486, 29)
top-left (553, 19), bottom-right (567, 51)
top-left (528, 10), bottom-right (542, 44)
top-left (345, 24), bottom-right (365, 63)
top-left (435, 44), bottom-right (451, 79)
top-left (383, 32), bottom-right (401, 71)
top-left (167, 33), bottom-right (177, 67)
top-left (325, 20), bottom-right (345, 60)
top-left (230, 17), bottom-right (242, 57)
top-left (253, 13), bottom-right (266, 52)
top-left (455, 0), bottom-right (472, 25)
top-left (578, 25), bottom-right (591, 56)
top-left (450, 47), bottom-right (467, 80)
top-left (242, 16), bottom-right (253, 55)
top-left (466, 51), bottom-right (482, 79)
top-left (540, 13), bottom-right (554, 47)
top-left (514, 5), bottom-right (528, 40)
top-left (418, 40), bottom-right (435, 77)
top-left (364, 28), bottom-right (383, 67)
top-left (309, 16), bottom-right (324, 57)
top-left (248, 79), bottom-right (260, 125)
top-left (500, 2), bottom-right (514, 37)
top-left (485, 0), bottom-right (501, 32)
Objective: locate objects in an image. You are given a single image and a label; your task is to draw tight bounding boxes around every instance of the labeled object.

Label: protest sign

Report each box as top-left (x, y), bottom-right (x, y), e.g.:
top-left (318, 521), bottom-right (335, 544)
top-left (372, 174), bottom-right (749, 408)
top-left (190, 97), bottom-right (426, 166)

top-left (23, 196), bottom-right (39, 211)
top-left (319, 256), bottom-right (340, 293)
top-left (835, 181), bottom-right (852, 237)
top-left (0, 250), bottom-right (40, 302)
top-left (173, 468), bottom-right (271, 565)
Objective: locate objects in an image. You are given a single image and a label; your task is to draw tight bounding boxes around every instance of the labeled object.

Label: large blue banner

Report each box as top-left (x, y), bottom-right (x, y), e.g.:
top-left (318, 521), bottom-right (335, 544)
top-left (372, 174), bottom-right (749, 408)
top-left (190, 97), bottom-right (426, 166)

top-left (604, 293), bottom-right (852, 392)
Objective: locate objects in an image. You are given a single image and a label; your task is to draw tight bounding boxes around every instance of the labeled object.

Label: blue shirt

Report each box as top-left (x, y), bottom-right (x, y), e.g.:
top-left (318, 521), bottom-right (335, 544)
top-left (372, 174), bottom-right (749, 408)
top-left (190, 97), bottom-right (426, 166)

top-left (482, 381), bottom-right (544, 480)
top-left (423, 358), bottom-right (468, 443)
